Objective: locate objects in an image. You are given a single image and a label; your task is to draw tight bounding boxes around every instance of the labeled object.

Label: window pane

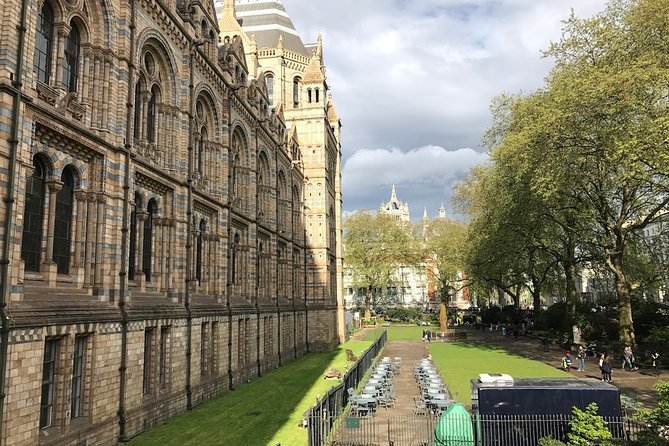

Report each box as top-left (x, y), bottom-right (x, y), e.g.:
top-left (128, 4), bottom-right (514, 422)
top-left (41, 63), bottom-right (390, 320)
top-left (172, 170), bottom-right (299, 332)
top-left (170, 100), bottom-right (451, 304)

top-left (34, 3), bottom-right (53, 83)
top-left (40, 340), bottom-right (57, 429)
top-left (62, 24), bottom-right (80, 92)
top-left (71, 336), bottom-right (85, 418)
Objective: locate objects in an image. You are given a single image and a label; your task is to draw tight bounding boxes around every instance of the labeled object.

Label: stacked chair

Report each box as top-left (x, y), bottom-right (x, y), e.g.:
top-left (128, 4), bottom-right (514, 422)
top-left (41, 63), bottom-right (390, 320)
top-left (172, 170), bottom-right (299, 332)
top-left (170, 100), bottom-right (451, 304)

top-left (413, 357), bottom-right (455, 415)
top-left (348, 356), bottom-right (400, 417)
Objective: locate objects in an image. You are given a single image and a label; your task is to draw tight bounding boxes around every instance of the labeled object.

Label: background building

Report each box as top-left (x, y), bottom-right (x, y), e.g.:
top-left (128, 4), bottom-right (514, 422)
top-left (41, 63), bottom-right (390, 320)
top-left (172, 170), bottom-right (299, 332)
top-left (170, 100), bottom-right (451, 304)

top-left (0, 0), bottom-right (342, 444)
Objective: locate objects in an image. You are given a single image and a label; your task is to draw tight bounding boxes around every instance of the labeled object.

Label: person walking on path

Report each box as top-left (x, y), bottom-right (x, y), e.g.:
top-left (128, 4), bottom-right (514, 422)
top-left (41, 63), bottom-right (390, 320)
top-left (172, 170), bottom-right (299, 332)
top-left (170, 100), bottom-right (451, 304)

top-left (600, 353), bottom-right (612, 382)
top-left (562, 351), bottom-right (572, 373)
top-left (576, 345), bottom-right (586, 372)
top-left (622, 345), bottom-right (639, 371)
top-left (651, 351), bottom-right (660, 377)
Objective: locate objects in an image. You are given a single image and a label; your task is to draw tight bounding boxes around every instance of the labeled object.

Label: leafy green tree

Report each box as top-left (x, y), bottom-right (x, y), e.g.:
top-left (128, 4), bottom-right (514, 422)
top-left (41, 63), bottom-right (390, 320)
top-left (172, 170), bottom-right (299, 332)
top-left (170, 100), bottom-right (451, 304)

top-left (536, 0), bottom-right (669, 343)
top-left (460, 0), bottom-right (669, 343)
top-left (343, 211), bottom-right (421, 318)
top-left (424, 217), bottom-right (468, 305)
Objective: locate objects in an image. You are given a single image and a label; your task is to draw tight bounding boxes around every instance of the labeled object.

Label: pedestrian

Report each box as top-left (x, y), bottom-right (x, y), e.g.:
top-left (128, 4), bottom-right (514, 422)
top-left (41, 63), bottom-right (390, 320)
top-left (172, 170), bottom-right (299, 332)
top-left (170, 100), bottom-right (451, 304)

top-left (622, 345), bottom-right (633, 371)
top-left (600, 353), bottom-right (612, 382)
top-left (562, 351), bottom-right (572, 372)
top-left (651, 351), bottom-right (660, 377)
top-left (577, 345), bottom-right (586, 372)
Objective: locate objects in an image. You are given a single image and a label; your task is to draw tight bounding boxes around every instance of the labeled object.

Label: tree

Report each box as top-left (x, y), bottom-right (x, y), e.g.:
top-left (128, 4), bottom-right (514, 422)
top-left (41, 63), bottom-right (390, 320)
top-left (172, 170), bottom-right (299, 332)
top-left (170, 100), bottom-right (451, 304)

top-left (343, 211), bottom-right (421, 318)
top-left (460, 0), bottom-right (669, 343)
top-left (534, 0), bottom-right (669, 343)
top-left (424, 217), bottom-right (468, 305)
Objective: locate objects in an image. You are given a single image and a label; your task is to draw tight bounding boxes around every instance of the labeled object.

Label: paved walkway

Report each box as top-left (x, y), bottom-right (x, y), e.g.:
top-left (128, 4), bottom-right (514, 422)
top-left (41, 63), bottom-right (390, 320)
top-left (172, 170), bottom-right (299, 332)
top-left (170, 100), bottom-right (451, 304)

top-left (370, 340), bottom-right (430, 443)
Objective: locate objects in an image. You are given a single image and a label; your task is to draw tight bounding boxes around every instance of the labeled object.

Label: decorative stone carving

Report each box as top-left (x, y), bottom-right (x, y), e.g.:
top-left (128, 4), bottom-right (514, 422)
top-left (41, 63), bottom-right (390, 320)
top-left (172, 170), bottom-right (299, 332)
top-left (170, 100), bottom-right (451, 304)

top-left (36, 81), bottom-right (58, 106)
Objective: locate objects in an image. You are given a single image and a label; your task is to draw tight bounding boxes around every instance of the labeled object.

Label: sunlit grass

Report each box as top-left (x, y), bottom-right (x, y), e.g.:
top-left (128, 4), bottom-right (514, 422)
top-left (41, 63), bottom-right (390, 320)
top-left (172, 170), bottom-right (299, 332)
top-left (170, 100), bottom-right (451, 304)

top-left (362, 325), bottom-right (462, 341)
top-left (428, 342), bottom-right (569, 405)
top-left (126, 340), bottom-right (372, 446)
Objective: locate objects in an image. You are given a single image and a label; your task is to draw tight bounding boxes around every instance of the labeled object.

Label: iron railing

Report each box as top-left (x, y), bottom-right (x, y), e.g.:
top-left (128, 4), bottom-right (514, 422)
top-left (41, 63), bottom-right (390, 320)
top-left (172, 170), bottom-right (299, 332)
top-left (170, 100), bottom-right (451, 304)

top-left (305, 330), bottom-right (388, 446)
top-left (309, 412), bottom-right (652, 446)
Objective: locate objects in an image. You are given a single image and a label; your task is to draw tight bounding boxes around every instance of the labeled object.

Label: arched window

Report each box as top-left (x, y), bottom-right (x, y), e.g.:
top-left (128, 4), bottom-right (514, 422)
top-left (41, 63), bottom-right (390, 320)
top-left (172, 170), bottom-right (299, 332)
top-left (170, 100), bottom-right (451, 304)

top-left (265, 74), bottom-right (274, 107)
top-left (231, 129), bottom-right (246, 201)
top-left (231, 233), bottom-right (240, 284)
top-left (133, 81), bottom-right (142, 139)
top-left (147, 85), bottom-right (159, 142)
top-left (62, 23), bottom-right (80, 92)
top-left (307, 88), bottom-right (312, 104)
top-left (293, 78), bottom-right (300, 108)
top-left (198, 126), bottom-right (207, 175)
top-left (21, 157), bottom-right (48, 271)
top-left (34, 2), bottom-right (53, 84)
top-left (54, 167), bottom-right (75, 274)
top-left (315, 88), bottom-right (320, 103)
top-left (196, 219), bottom-right (205, 284)
top-left (143, 199), bottom-right (156, 281)
top-left (231, 154), bottom-right (239, 198)
top-left (128, 193), bottom-right (140, 281)
top-left (257, 241), bottom-right (264, 290)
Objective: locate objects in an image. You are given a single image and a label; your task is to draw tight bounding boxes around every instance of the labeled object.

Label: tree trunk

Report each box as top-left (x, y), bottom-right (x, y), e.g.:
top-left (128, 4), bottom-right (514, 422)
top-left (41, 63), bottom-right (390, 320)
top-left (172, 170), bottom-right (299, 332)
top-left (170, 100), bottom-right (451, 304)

top-left (609, 253), bottom-right (635, 344)
top-left (364, 285), bottom-right (372, 320)
top-left (563, 259), bottom-right (577, 325)
top-left (531, 278), bottom-right (541, 322)
top-left (563, 217), bottom-right (577, 325)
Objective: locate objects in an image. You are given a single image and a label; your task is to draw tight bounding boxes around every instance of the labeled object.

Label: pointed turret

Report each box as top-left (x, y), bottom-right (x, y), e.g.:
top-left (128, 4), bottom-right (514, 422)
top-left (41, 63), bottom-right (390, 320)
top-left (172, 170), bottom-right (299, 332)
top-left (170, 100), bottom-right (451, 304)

top-left (422, 207), bottom-right (429, 222)
top-left (439, 203), bottom-right (446, 219)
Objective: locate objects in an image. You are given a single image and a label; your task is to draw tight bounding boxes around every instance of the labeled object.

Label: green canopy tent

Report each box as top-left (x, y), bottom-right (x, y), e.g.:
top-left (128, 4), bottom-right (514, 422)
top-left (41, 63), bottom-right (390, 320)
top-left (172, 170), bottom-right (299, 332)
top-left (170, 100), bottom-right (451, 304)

top-left (434, 403), bottom-right (475, 446)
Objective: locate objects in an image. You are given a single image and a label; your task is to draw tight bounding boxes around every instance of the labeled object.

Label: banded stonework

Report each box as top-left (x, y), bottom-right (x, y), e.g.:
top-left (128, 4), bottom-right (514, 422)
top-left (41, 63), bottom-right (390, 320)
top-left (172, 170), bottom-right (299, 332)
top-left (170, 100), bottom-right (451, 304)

top-left (0, 0), bottom-right (343, 444)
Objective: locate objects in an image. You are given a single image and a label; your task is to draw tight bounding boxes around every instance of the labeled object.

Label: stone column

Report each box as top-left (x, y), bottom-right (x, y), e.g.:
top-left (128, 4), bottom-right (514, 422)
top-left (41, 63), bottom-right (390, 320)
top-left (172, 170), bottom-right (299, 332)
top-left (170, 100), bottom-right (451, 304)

top-left (135, 210), bottom-right (148, 289)
top-left (53, 25), bottom-right (69, 89)
top-left (94, 193), bottom-right (105, 288)
top-left (192, 227), bottom-right (200, 291)
top-left (43, 179), bottom-right (63, 285)
top-left (154, 218), bottom-right (164, 292)
top-left (71, 190), bottom-right (87, 285)
top-left (84, 192), bottom-right (97, 286)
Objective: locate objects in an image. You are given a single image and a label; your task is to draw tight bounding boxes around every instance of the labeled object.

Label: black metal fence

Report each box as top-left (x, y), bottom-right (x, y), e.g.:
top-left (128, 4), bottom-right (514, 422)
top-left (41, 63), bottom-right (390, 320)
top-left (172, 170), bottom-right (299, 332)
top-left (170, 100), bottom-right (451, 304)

top-left (305, 330), bottom-right (388, 446)
top-left (309, 413), bottom-right (652, 446)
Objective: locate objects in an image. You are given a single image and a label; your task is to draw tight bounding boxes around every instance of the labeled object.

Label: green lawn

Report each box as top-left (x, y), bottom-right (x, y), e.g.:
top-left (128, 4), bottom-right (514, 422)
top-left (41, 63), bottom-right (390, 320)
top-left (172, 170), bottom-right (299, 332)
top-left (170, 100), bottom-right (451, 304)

top-left (126, 340), bottom-right (372, 446)
top-left (361, 325), bottom-right (448, 341)
top-left (428, 342), bottom-right (569, 405)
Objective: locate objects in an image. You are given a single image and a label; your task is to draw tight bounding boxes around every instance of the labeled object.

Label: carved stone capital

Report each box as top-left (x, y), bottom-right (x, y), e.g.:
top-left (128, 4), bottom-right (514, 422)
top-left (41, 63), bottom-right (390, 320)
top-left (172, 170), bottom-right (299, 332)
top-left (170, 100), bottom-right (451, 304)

top-left (74, 189), bottom-right (87, 201)
top-left (46, 179), bottom-right (63, 193)
top-left (136, 211), bottom-right (149, 222)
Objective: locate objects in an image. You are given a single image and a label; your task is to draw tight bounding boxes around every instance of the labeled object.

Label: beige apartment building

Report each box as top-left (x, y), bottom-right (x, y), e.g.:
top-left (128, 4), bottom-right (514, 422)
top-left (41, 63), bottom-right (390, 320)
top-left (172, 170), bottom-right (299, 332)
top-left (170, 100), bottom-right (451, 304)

top-left (0, 0), bottom-right (343, 444)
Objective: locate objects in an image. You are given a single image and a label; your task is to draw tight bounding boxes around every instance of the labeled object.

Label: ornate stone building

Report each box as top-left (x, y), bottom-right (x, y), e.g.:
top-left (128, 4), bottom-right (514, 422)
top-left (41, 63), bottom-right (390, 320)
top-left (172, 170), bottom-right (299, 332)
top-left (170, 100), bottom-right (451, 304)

top-left (0, 0), bottom-right (342, 444)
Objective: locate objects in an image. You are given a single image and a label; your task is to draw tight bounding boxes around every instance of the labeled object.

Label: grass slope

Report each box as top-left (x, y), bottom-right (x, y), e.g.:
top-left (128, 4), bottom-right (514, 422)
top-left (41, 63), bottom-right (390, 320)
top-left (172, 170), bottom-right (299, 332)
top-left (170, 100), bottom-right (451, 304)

top-left (126, 340), bottom-right (372, 446)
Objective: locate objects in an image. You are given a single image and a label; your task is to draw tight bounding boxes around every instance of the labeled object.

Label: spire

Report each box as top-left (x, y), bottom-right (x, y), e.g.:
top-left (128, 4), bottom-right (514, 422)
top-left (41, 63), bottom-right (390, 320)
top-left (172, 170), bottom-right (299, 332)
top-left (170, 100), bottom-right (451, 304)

top-left (315, 32), bottom-right (323, 58)
top-left (422, 207), bottom-right (429, 222)
top-left (439, 203), bottom-right (446, 219)
top-left (391, 184), bottom-right (397, 201)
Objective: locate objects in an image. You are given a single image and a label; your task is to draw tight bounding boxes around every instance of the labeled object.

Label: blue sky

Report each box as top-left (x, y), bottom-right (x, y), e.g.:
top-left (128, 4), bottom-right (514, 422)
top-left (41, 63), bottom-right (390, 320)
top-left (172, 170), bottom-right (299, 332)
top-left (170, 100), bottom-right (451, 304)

top-left (281, 0), bottom-right (609, 220)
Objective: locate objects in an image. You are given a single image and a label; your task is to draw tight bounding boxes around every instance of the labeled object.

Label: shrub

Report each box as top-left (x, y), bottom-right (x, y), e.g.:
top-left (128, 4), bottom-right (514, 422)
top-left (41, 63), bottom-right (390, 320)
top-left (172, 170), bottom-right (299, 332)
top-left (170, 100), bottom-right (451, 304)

top-left (567, 403), bottom-right (613, 446)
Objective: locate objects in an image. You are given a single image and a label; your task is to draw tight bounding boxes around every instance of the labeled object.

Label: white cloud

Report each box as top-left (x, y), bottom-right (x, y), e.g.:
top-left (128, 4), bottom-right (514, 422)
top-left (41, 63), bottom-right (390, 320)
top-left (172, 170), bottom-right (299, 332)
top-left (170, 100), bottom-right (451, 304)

top-left (279, 0), bottom-right (608, 217)
top-left (342, 145), bottom-right (488, 220)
